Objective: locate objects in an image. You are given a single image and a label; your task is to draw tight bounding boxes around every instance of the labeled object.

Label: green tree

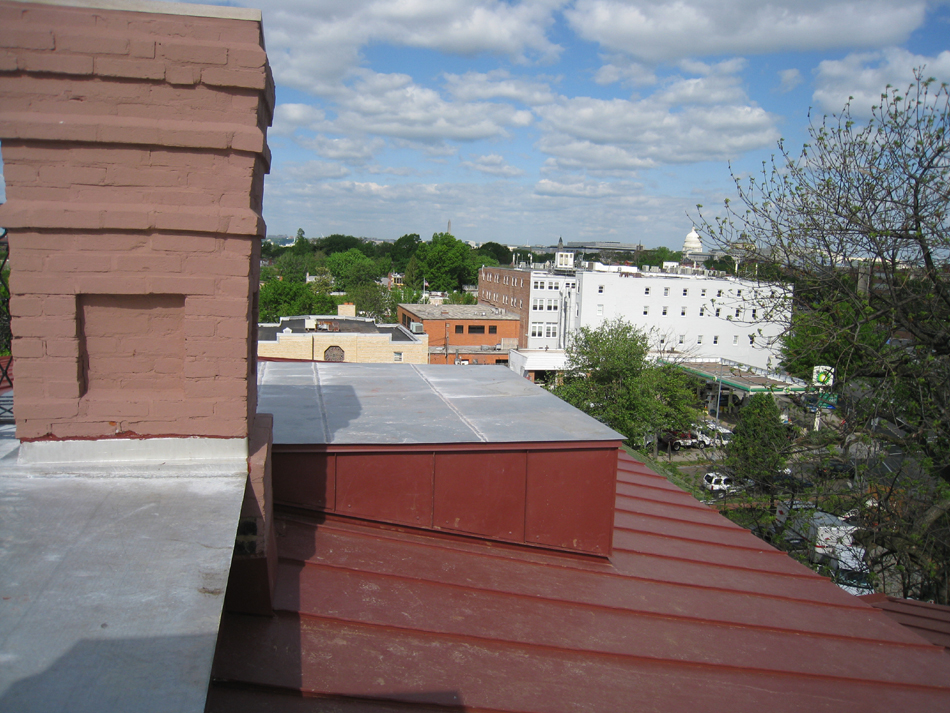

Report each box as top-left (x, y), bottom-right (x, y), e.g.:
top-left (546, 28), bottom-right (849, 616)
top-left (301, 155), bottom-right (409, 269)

top-left (274, 251), bottom-right (324, 283)
top-left (477, 241), bottom-right (511, 265)
top-left (326, 248), bottom-right (380, 291)
top-left (391, 233), bottom-right (421, 273)
top-left (259, 281), bottom-right (334, 322)
top-left (404, 254), bottom-right (423, 290)
top-left (698, 71), bottom-right (950, 601)
top-left (724, 394), bottom-right (789, 499)
top-left (349, 283), bottom-right (390, 321)
top-left (553, 319), bottom-right (699, 447)
top-left (413, 233), bottom-right (478, 292)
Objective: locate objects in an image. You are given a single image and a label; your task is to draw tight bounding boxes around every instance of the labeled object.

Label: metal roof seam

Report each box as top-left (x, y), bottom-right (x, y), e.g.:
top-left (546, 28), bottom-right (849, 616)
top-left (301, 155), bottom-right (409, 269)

top-left (280, 552), bottom-right (907, 635)
top-left (610, 548), bottom-right (825, 582)
top-left (276, 610), bottom-right (950, 689)
top-left (612, 523), bottom-right (794, 557)
top-left (613, 502), bottom-right (752, 531)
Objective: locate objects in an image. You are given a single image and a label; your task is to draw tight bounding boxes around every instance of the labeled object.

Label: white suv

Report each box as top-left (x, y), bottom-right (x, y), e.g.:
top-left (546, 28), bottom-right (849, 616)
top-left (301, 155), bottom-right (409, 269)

top-left (701, 472), bottom-right (734, 497)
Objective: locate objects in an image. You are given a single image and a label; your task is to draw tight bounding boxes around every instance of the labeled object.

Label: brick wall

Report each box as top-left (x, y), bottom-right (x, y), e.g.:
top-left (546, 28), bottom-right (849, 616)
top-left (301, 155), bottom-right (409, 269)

top-left (478, 267), bottom-right (531, 346)
top-left (0, 1), bottom-right (273, 440)
top-left (258, 332), bottom-right (429, 364)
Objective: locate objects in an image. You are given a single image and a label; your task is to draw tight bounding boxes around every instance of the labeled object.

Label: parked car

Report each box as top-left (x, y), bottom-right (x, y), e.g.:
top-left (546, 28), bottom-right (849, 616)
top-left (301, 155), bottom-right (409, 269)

top-left (659, 430), bottom-right (694, 451)
top-left (774, 472), bottom-right (815, 493)
top-left (698, 421), bottom-right (732, 447)
top-left (701, 472), bottom-right (735, 497)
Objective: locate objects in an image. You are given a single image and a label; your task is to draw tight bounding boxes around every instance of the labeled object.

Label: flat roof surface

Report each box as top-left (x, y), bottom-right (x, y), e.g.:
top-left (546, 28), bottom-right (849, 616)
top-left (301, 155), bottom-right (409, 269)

top-left (0, 426), bottom-right (247, 713)
top-left (258, 317), bottom-right (413, 342)
top-left (399, 304), bottom-right (520, 320)
top-left (209, 450), bottom-right (950, 711)
top-left (675, 358), bottom-right (809, 393)
top-left (257, 361), bottom-right (624, 445)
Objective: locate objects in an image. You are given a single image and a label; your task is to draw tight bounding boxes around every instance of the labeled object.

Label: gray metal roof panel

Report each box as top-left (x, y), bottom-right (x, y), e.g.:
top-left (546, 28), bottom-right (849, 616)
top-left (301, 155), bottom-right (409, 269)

top-left (258, 362), bottom-right (623, 446)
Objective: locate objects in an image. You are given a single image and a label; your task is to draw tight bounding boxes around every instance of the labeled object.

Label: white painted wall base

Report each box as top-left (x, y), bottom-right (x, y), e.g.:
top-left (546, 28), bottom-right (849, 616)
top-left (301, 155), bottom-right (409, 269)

top-left (18, 437), bottom-right (249, 466)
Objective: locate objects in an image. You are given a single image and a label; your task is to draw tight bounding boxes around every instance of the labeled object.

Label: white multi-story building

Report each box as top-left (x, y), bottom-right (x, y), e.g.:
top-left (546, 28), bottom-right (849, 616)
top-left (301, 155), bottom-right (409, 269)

top-left (573, 265), bottom-right (788, 369)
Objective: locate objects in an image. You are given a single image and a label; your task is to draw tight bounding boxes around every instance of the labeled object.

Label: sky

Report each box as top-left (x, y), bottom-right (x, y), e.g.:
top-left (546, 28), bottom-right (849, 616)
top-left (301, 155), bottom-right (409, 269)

top-left (11, 1), bottom-right (950, 250)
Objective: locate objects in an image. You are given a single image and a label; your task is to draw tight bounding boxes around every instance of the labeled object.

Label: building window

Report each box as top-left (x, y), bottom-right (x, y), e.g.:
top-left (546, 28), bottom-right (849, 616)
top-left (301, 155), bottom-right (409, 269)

top-left (680, 307), bottom-right (686, 316)
top-left (682, 288), bottom-right (688, 296)
top-left (489, 325), bottom-right (497, 334)
top-left (659, 336), bottom-right (666, 344)
top-left (678, 334), bottom-right (685, 344)
top-left (717, 289), bottom-right (723, 297)
top-left (697, 335), bottom-right (703, 344)
top-left (737, 289), bottom-right (743, 297)
top-left (749, 334), bottom-right (755, 344)
top-left (713, 335), bottom-right (719, 344)
top-left (751, 308), bottom-right (757, 319)
top-left (393, 352), bottom-right (403, 362)
top-left (664, 287), bottom-right (670, 296)
top-left (532, 299), bottom-right (542, 311)
top-left (735, 308), bottom-right (741, 318)
top-left (547, 299), bottom-right (558, 311)
top-left (530, 323), bottom-right (543, 337)
top-left (455, 325), bottom-right (464, 334)
top-left (545, 324), bottom-right (558, 338)
top-left (701, 289), bottom-right (707, 297)
top-left (554, 282), bottom-right (560, 290)
top-left (597, 304), bottom-right (604, 316)
top-left (598, 285), bottom-right (604, 294)
top-left (644, 287), bottom-right (651, 295)
top-left (733, 335), bottom-right (739, 345)
top-left (699, 306), bottom-right (705, 316)
top-left (662, 306), bottom-right (668, 316)
top-left (715, 308), bottom-right (721, 317)
top-left (503, 295), bottom-right (508, 305)
top-left (469, 325), bottom-right (485, 334)
top-left (519, 299), bottom-right (523, 308)
top-left (643, 306), bottom-right (649, 315)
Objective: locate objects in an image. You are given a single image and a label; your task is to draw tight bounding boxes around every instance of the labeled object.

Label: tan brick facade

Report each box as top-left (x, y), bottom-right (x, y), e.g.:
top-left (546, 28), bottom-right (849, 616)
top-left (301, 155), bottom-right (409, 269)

top-left (0, 0), bottom-right (273, 440)
top-left (258, 332), bottom-right (428, 364)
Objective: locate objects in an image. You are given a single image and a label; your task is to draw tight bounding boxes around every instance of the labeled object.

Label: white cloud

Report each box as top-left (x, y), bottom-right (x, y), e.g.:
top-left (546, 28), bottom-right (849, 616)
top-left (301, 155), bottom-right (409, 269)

top-left (535, 87), bottom-right (779, 171)
top-left (443, 70), bottom-right (557, 105)
top-left (565, 0), bottom-right (926, 62)
top-left (299, 135), bottom-right (386, 164)
top-left (813, 48), bottom-right (950, 115)
top-left (778, 68), bottom-right (803, 93)
top-left (461, 154), bottom-right (525, 177)
top-left (278, 160), bottom-right (351, 181)
top-left (257, 0), bottom-right (564, 96)
top-left (593, 59), bottom-right (657, 87)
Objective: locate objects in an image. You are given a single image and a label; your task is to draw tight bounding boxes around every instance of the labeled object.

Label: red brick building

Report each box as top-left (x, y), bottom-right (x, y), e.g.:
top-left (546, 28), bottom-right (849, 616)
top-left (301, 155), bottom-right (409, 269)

top-left (397, 303), bottom-right (520, 364)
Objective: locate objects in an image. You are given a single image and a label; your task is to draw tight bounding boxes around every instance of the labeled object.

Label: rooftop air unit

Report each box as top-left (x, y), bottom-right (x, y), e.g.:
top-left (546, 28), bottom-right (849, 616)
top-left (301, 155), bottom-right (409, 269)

top-left (410, 322), bottom-right (425, 334)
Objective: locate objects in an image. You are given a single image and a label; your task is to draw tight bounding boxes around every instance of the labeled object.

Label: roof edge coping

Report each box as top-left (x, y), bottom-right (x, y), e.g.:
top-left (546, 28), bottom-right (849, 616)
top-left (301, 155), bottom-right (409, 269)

top-left (14, 0), bottom-right (261, 22)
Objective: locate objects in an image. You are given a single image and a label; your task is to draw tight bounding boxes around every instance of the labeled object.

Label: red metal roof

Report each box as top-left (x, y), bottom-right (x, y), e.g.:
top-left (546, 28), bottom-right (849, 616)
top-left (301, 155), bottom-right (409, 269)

top-left (862, 593), bottom-right (950, 654)
top-left (208, 451), bottom-right (950, 711)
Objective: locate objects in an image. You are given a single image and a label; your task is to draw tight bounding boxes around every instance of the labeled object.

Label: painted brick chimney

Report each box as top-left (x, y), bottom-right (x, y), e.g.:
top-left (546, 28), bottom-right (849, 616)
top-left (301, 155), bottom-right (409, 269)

top-left (0, 0), bottom-right (274, 459)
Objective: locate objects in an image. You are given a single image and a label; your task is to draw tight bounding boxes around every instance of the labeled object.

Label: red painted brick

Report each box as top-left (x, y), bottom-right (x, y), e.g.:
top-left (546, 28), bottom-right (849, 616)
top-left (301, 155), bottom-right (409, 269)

top-left (160, 127), bottom-right (229, 150)
top-left (38, 165), bottom-right (107, 186)
top-left (40, 295), bottom-right (78, 317)
top-left (47, 380), bottom-right (81, 400)
top-left (9, 376), bottom-right (45, 399)
top-left (184, 319), bottom-right (216, 338)
top-left (216, 276), bottom-right (252, 299)
top-left (150, 234), bottom-right (216, 253)
top-left (186, 297), bottom-right (248, 318)
top-left (0, 50), bottom-right (16, 72)
top-left (75, 276), bottom-right (142, 294)
top-left (45, 338), bottom-right (79, 358)
top-left (226, 212), bottom-right (265, 236)
top-left (95, 56), bottom-right (165, 80)
top-left (12, 337), bottom-right (45, 358)
top-left (215, 319), bottom-right (251, 339)
top-left (165, 65), bottom-right (198, 85)
top-left (183, 255), bottom-right (248, 277)
top-left (152, 210), bottom-right (224, 234)
top-left (0, 28), bottom-right (53, 50)
top-left (8, 251), bottom-right (46, 272)
top-left (18, 422), bottom-right (53, 440)
top-left (99, 121), bottom-right (161, 146)
top-left (184, 337), bottom-right (246, 359)
top-left (49, 422), bottom-right (112, 439)
top-left (146, 275), bottom-right (215, 295)
top-left (228, 47), bottom-right (266, 70)
top-left (129, 39), bottom-right (155, 59)
top-left (229, 128), bottom-right (265, 153)
top-left (74, 234), bottom-right (148, 251)
top-left (109, 166), bottom-right (184, 187)
top-left (99, 209), bottom-right (152, 231)
top-left (20, 51), bottom-right (93, 75)
top-left (201, 67), bottom-right (265, 91)
top-left (149, 399), bottom-right (214, 419)
top-left (47, 253), bottom-right (112, 273)
top-left (184, 377), bottom-right (246, 399)
top-left (159, 41), bottom-right (228, 65)
top-left (114, 254), bottom-right (182, 273)
top-left (82, 398), bottom-right (150, 418)
top-left (56, 32), bottom-right (129, 55)
top-left (16, 399), bottom-right (79, 420)
top-left (10, 274), bottom-right (74, 296)
top-left (1, 162), bottom-right (39, 184)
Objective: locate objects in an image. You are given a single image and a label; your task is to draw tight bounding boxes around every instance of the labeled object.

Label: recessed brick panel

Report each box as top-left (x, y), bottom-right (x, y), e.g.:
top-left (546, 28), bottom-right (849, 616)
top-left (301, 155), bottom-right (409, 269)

top-left (79, 294), bottom-right (184, 393)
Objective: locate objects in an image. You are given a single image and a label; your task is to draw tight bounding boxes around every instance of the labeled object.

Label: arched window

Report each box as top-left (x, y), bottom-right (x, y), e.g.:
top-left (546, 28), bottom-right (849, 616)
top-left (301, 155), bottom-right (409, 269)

top-left (323, 346), bottom-right (344, 362)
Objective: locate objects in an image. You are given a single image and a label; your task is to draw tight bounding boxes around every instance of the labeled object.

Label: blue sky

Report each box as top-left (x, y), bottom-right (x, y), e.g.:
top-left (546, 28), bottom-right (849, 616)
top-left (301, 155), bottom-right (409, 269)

top-left (27, 1), bottom-right (950, 249)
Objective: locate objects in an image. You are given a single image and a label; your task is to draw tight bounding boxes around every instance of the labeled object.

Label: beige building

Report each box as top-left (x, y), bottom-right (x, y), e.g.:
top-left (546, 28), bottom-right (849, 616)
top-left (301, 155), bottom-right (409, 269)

top-left (258, 315), bottom-right (428, 364)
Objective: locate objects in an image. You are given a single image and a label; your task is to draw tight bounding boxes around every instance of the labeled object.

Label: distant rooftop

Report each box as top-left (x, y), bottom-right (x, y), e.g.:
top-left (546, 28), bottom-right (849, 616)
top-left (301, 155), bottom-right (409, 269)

top-left (399, 304), bottom-right (520, 320)
top-left (258, 316), bottom-right (414, 343)
top-left (257, 362), bottom-right (624, 445)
